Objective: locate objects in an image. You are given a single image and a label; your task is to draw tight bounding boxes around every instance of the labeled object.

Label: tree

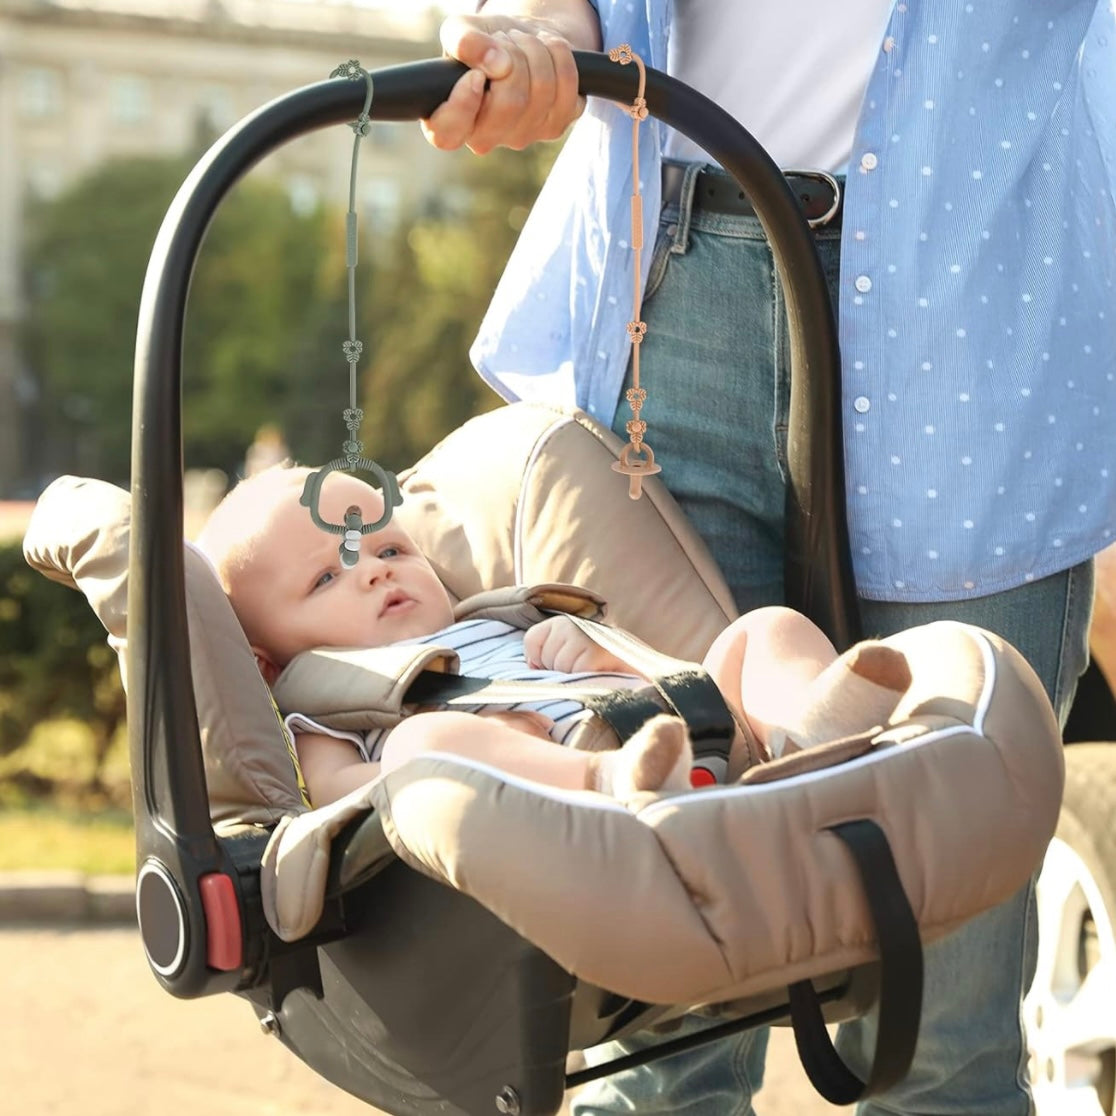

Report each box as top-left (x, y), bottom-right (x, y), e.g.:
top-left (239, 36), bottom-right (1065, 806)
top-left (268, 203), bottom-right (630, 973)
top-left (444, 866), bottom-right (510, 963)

top-left (22, 155), bottom-right (338, 485)
top-left (22, 137), bottom-right (557, 487)
top-left (310, 143), bottom-right (556, 474)
top-left (0, 542), bottom-right (125, 804)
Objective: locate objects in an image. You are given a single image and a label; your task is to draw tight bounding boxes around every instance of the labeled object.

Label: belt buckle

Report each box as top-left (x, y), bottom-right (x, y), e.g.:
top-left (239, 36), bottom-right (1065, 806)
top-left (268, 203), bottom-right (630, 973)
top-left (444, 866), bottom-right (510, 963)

top-left (783, 168), bottom-right (841, 229)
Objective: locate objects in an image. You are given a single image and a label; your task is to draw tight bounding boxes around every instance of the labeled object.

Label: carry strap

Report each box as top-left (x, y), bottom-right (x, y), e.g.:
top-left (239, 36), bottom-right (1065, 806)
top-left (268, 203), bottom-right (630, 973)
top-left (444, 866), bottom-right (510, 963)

top-left (787, 818), bottom-right (923, 1105)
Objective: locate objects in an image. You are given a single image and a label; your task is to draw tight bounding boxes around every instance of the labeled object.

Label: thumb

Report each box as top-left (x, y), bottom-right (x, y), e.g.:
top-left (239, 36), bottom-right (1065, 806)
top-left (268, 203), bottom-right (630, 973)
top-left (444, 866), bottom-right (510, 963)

top-left (439, 14), bottom-right (512, 79)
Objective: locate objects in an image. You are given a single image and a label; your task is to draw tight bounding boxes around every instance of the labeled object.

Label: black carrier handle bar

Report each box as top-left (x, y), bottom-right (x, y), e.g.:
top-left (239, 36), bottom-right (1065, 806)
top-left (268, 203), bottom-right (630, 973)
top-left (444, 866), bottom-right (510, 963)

top-left (128, 52), bottom-right (860, 997)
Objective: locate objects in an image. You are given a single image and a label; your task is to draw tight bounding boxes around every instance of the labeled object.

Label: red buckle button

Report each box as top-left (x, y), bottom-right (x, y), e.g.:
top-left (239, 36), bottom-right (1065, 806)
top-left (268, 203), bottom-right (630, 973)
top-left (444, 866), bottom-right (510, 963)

top-left (198, 873), bottom-right (242, 971)
top-left (690, 766), bottom-right (717, 788)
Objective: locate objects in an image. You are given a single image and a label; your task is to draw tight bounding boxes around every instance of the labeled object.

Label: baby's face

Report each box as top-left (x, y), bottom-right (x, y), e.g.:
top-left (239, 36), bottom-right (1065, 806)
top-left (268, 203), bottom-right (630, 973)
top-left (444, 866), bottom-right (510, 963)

top-left (237, 473), bottom-right (455, 669)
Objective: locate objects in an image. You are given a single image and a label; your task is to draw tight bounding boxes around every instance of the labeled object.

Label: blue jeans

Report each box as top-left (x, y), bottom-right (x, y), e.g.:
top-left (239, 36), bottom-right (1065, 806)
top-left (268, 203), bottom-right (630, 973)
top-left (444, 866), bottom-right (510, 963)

top-left (572, 163), bottom-right (1094, 1115)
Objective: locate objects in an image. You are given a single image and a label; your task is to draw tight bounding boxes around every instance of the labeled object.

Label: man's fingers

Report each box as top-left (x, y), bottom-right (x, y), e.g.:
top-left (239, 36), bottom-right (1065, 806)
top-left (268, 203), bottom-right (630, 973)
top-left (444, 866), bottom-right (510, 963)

top-left (420, 68), bottom-right (486, 151)
top-left (439, 14), bottom-right (512, 79)
top-left (505, 29), bottom-right (559, 147)
top-left (427, 15), bottom-right (584, 155)
top-left (540, 31), bottom-right (584, 133)
top-left (469, 31), bottom-right (552, 151)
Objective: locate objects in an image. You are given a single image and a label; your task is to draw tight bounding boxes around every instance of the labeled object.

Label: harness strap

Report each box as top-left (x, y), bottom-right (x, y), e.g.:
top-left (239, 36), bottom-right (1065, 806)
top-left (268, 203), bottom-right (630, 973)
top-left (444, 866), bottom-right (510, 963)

top-left (404, 614), bottom-right (736, 775)
top-left (565, 616), bottom-right (737, 780)
top-left (404, 670), bottom-right (674, 741)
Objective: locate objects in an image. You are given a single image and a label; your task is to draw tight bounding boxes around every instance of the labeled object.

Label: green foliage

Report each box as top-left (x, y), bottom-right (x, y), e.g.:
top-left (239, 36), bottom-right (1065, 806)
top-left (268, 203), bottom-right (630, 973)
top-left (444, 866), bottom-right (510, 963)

top-left (344, 143), bottom-right (556, 473)
top-left (0, 805), bottom-right (135, 874)
top-left (10, 136), bottom-right (556, 817)
top-left (0, 542), bottom-right (126, 804)
top-left (182, 182), bottom-right (333, 474)
top-left (22, 139), bottom-right (555, 486)
top-left (23, 158), bottom-right (178, 483)
top-left (22, 155), bottom-right (337, 484)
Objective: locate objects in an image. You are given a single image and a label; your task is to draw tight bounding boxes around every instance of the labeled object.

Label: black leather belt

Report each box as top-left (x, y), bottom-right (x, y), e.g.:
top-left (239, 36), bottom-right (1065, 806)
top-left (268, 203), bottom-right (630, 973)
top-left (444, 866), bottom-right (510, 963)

top-left (662, 164), bottom-right (843, 228)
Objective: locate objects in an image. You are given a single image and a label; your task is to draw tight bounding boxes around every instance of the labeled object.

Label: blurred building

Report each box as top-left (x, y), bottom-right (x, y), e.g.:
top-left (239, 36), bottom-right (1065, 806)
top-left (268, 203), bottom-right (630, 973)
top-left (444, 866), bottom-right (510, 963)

top-left (0, 0), bottom-right (456, 496)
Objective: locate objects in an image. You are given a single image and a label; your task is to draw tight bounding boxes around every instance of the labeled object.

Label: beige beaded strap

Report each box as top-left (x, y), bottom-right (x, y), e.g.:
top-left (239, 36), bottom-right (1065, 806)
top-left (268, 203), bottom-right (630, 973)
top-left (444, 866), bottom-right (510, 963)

top-left (609, 43), bottom-right (661, 501)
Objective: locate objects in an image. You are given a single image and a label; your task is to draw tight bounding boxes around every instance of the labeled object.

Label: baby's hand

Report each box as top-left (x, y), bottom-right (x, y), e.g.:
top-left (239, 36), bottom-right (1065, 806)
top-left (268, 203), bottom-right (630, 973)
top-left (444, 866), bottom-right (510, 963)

top-left (523, 616), bottom-right (633, 675)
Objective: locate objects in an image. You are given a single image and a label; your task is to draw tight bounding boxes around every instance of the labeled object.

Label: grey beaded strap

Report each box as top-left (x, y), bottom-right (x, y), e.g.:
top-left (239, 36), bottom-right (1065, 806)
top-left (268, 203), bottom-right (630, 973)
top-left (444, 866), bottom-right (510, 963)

top-left (301, 60), bottom-right (402, 569)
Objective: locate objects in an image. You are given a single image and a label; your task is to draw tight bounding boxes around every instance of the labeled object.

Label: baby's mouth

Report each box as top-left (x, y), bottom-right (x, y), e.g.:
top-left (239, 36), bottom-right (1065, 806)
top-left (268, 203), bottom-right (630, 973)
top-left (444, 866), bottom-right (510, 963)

top-left (379, 589), bottom-right (414, 617)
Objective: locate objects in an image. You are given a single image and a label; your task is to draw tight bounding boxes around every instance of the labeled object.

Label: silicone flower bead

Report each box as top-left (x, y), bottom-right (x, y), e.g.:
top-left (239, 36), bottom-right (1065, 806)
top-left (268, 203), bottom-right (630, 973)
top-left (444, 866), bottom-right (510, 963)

top-left (331, 60), bottom-right (364, 81)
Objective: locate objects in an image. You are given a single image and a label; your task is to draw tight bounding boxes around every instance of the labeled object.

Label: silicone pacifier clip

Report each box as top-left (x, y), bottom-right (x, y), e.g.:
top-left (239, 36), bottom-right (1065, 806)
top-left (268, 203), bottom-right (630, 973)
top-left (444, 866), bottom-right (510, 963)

top-left (301, 60), bottom-right (403, 563)
top-left (609, 44), bottom-right (661, 501)
top-left (299, 456), bottom-right (402, 568)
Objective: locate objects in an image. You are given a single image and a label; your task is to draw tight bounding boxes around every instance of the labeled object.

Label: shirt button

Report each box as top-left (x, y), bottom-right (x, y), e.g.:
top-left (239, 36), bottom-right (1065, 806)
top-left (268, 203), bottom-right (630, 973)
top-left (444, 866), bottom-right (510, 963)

top-left (853, 396), bottom-right (871, 413)
top-left (860, 152), bottom-right (879, 171)
top-left (883, 36), bottom-right (896, 53)
top-left (855, 275), bottom-right (873, 293)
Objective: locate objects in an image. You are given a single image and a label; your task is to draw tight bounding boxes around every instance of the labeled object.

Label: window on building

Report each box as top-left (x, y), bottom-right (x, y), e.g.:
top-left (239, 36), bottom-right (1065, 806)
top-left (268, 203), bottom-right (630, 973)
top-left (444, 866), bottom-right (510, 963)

top-left (362, 179), bottom-right (402, 228)
top-left (26, 163), bottom-right (64, 200)
top-left (200, 85), bottom-right (236, 133)
top-left (20, 67), bottom-right (63, 119)
top-left (111, 75), bottom-right (152, 125)
top-left (286, 175), bottom-right (320, 217)
top-left (370, 122), bottom-right (400, 150)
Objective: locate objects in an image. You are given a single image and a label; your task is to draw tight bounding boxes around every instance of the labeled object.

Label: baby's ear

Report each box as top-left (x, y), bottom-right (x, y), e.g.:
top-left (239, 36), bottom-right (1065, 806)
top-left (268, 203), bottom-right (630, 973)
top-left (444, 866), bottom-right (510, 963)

top-left (251, 646), bottom-right (282, 688)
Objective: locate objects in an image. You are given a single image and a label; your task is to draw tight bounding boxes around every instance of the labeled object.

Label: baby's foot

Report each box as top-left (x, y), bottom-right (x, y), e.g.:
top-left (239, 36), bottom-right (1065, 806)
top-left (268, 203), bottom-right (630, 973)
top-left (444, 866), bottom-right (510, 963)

top-left (769, 641), bottom-right (913, 756)
top-left (590, 714), bottom-right (693, 797)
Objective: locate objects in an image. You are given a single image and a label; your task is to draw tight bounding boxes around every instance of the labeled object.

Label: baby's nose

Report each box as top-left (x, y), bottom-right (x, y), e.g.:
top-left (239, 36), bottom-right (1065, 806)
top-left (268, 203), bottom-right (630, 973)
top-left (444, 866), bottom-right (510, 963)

top-left (363, 550), bottom-right (392, 583)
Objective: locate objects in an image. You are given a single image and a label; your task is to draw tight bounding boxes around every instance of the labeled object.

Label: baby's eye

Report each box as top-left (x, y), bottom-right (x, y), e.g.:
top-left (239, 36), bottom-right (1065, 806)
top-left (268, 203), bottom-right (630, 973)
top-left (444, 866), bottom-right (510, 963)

top-left (377, 545), bottom-right (401, 559)
top-left (312, 570), bottom-right (335, 590)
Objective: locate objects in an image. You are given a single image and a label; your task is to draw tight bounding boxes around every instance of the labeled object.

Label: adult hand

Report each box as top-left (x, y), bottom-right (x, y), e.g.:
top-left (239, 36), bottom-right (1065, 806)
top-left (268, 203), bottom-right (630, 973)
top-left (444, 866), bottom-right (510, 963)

top-left (422, 10), bottom-right (596, 154)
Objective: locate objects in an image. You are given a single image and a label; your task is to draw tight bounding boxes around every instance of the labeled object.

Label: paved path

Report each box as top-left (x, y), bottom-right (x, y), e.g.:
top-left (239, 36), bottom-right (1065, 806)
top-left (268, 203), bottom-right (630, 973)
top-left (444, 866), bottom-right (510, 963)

top-left (3, 925), bottom-right (843, 1116)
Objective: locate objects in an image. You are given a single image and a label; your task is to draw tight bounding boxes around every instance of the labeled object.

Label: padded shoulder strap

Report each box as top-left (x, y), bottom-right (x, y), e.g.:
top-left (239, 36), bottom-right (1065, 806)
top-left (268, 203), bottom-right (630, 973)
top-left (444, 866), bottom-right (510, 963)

top-left (454, 582), bottom-right (607, 628)
top-left (272, 643), bottom-right (460, 732)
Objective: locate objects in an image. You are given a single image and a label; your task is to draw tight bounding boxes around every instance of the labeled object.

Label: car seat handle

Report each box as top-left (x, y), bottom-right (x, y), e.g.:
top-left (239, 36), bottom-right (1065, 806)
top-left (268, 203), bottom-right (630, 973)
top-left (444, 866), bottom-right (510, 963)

top-left (129, 51), bottom-right (858, 998)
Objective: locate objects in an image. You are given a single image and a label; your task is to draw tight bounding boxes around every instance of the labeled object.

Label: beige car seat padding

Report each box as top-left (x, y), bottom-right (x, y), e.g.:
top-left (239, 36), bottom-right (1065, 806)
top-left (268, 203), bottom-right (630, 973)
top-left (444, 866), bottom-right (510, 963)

top-left (396, 403), bottom-right (737, 662)
top-left (362, 623), bottom-right (1060, 1006)
top-left (22, 402), bottom-right (1064, 1014)
top-left (23, 473), bottom-right (306, 826)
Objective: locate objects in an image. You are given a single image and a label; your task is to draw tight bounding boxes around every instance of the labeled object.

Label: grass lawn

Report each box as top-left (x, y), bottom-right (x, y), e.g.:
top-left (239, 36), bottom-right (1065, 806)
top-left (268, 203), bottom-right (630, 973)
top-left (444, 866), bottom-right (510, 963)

top-left (0, 717), bottom-right (134, 874)
top-left (0, 806), bottom-right (134, 875)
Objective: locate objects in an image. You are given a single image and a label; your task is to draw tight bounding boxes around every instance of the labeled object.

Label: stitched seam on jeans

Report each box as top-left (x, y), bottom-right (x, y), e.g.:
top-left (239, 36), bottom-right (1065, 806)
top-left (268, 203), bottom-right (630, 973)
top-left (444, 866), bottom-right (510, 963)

top-left (771, 249), bottom-right (790, 485)
top-left (1012, 875), bottom-right (1039, 1103)
top-left (729, 1029), bottom-right (761, 1115)
top-left (1053, 560), bottom-right (1092, 719)
top-left (1053, 565), bottom-right (1075, 715)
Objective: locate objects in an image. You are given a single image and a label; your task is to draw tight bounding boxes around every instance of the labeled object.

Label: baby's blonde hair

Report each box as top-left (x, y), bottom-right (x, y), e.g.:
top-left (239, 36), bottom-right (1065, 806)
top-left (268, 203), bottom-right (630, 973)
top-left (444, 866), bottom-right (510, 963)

top-left (197, 463), bottom-right (311, 598)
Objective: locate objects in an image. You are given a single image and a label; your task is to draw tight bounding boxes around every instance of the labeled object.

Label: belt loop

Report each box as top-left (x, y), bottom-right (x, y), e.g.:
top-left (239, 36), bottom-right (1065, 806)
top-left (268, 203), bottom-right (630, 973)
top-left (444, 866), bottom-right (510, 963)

top-left (669, 160), bottom-right (703, 255)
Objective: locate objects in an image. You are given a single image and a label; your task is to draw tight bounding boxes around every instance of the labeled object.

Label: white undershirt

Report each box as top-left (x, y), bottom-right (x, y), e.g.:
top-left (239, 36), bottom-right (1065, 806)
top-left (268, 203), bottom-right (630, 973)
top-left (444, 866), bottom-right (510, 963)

top-left (663, 0), bottom-right (895, 173)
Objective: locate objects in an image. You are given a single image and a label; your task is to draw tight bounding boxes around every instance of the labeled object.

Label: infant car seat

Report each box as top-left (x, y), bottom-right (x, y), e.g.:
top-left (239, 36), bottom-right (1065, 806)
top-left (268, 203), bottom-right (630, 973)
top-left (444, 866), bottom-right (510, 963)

top-left (23, 53), bottom-right (1064, 1116)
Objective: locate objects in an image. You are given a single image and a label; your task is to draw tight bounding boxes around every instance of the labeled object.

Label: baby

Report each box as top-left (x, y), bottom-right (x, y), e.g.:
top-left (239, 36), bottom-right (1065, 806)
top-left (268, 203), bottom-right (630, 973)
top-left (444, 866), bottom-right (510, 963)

top-left (198, 466), bottom-right (911, 807)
